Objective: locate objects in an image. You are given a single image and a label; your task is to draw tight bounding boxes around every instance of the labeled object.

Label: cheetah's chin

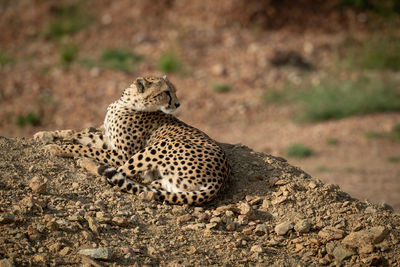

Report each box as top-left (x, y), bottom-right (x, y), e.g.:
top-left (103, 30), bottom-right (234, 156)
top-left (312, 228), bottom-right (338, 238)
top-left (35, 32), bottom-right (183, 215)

top-left (160, 107), bottom-right (177, 115)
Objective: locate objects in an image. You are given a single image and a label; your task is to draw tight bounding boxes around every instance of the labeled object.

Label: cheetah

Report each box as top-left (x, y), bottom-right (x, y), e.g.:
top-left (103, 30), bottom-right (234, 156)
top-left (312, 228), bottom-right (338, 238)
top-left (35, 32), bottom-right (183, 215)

top-left (45, 76), bottom-right (230, 205)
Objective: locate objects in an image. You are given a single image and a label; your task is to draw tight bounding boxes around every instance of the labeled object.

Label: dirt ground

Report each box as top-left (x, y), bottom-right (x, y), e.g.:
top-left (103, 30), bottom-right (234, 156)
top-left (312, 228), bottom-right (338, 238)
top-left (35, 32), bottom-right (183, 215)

top-left (0, 136), bottom-right (399, 266)
top-left (1, 0), bottom-right (399, 213)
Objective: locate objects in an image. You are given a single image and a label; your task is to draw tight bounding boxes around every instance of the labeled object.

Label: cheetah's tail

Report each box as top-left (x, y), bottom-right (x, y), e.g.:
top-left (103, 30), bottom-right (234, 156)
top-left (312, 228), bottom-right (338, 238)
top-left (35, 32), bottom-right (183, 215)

top-left (97, 165), bottom-right (216, 205)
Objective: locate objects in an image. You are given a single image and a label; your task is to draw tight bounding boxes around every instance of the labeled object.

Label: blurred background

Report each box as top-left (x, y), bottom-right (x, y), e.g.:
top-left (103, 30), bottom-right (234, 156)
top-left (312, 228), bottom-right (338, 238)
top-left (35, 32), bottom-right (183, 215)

top-left (0, 0), bottom-right (399, 209)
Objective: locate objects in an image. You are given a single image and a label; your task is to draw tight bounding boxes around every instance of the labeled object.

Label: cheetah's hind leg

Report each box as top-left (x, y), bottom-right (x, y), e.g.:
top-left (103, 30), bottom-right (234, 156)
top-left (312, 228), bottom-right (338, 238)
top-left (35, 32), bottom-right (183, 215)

top-left (83, 160), bottom-right (153, 196)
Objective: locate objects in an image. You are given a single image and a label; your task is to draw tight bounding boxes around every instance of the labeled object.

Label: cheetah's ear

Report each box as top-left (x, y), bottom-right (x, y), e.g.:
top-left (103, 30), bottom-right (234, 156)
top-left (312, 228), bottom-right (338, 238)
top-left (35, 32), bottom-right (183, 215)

top-left (163, 75), bottom-right (168, 81)
top-left (136, 78), bottom-right (145, 93)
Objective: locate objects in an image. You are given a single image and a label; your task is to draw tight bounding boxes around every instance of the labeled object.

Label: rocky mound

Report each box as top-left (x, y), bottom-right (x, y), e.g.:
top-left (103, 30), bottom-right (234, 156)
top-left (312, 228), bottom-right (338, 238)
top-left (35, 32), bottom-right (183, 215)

top-left (0, 136), bottom-right (399, 266)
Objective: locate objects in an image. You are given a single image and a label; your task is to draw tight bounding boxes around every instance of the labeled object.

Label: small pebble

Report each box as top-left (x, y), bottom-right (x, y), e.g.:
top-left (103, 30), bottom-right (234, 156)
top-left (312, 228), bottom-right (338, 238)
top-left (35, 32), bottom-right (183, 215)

top-left (29, 176), bottom-right (47, 194)
top-left (78, 247), bottom-right (113, 260)
top-left (275, 221), bottom-right (293, 236)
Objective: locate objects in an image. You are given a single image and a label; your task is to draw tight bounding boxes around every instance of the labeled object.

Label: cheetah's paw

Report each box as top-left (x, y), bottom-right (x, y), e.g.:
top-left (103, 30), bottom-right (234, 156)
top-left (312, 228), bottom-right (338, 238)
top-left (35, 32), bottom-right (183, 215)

top-left (44, 144), bottom-right (71, 157)
top-left (77, 158), bottom-right (99, 176)
top-left (44, 144), bottom-right (61, 156)
top-left (34, 131), bottom-right (56, 144)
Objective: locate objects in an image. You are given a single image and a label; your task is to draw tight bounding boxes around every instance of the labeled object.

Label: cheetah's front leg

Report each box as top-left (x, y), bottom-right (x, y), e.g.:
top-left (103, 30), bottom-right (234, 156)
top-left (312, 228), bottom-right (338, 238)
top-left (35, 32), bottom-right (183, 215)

top-left (45, 144), bottom-right (127, 167)
top-left (35, 126), bottom-right (110, 149)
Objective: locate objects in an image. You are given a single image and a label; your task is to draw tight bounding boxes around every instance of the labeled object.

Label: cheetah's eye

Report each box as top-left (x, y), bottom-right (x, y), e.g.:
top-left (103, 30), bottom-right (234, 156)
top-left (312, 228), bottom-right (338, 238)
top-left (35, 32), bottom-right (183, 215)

top-left (137, 80), bottom-right (145, 93)
top-left (165, 90), bottom-right (172, 105)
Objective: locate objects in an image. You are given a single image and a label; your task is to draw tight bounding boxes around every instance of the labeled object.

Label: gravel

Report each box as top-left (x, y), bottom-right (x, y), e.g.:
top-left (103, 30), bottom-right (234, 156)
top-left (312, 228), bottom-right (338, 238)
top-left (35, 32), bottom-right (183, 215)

top-left (0, 137), bottom-right (399, 266)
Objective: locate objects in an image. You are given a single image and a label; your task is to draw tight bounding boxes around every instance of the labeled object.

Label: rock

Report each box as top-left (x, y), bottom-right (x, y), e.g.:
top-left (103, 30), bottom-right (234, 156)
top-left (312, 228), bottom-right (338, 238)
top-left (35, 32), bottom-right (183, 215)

top-left (254, 224), bottom-right (268, 236)
top-left (177, 214), bottom-right (192, 224)
top-left (318, 226), bottom-right (344, 241)
top-left (59, 246), bottom-right (71, 256)
top-left (245, 195), bottom-right (263, 205)
top-left (196, 213), bottom-right (209, 222)
top-left (361, 255), bottom-right (385, 266)
top-left (225, 210), bottom-right (234, 217)
top-left (342, 226), bottom-right (389, 246)
top-left (332, 245), bottom-right (355, 262)
top-left (147, 246), bottom-right (157, 256)
top-left (46, 220), bottom-right (60, 231)
top-left (250, 245), bottom-right (264, 253)
top-left (78, 247), bottom-right (113, 260)
top-left (68, 214), bottom-right (84, 222)
top-left (274, 180), bottom-right (287, 186)
top-left (365, 206), bottom-right (377, 214)
top-left (376, 240), bottom-right (390, 252)
top-left (271, 196), bottom-right (287, 205)
top-left (188, 246), bottom-right (197, 254)
top-left (0, 258), bottom-right (14, 267)
top-left (82, 231), bottom-right (94, 241)
top-left (296, 243), bottom-right (305, 252)
top-left (325, 241), bottom-right (338, 255)
top-left (359, 244), bottom-right (374, 254)
top-left (33, 254), bottom-right (48, 263)
top-left (294, 219), bottom-right (312, 233)
top-left (181, 224), bottom-right (199, 231)
top-left (112, 216), bottom-right (128, 227)
top-left (72, 182), bottom-right (79, 189)
top-left (18, 195), bottom-right (46, 209)
top-left (0, 214), bottom-right (15, 224)
top-left (29, 176), bottom-right (47, 194)
top-left (237, 202), bottom-right (252, 215)
top-left (27, 227), bottom-right (41, 241)
top-left (275, 221), bottom-right (293, 236)
top-left (225, 220), bottom-right (236, 231)
top-left (210, 64), bottom-right (226, 76)
top-left (49, 242), bottom-right (63, 253)
top-left (308, 181), bottom-right (317, 189)
top-left (86, 216), bottom-right (101, 234)
top-left (122, 246), bottom-right (135, 256)
top-left (210, 217), bottom-right (222, 224)
top-left (237, 214), bottom-right (248, 225)
top-left (242, 226), bottom-right (255, 235)
top-left (81, 256), bottom-right (105, 267)
top-left (96, 212), bottom-right (111, 224)
top-left (206, 222), bottom-right (218, 230)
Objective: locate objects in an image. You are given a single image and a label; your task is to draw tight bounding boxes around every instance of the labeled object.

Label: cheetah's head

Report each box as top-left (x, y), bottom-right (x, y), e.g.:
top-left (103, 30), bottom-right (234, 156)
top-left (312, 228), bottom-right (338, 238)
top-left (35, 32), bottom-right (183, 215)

top-left (120, 76), bottom-right (180, 114)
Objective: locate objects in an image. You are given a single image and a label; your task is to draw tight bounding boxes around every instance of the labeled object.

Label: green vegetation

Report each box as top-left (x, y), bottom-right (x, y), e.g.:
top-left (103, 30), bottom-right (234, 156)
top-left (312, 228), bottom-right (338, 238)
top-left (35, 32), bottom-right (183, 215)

top-left (326, 138), bottom-right (339, 145)
top-left (391, 124), bottom-right (400, 142)
top-left (315, 166), bottom-right (334, 172)
top-left (264, 89), bottom-right (288, 103)
top-left (298, 76), bottom-right (400, 122)
top-left (79, 58), bottom-right (96, 68)
top-left (46, 3), bottom-right (91, 39)
top-left (345, 37), bottom-right (400, 71)
top-left (60, 45), bottom-right (78, 66)
top-left (337, 0), bottom-right (400, 15)
top-left (16, 112), bottom-right (41, 126)
top-left (266, 75), bottom-right (400, 122)
top-left (157, 52), bottom-right (181, 73)
top-left (364, 131), bottom-right (385, 139)
top-left (286, 144), bottom-right (314, 158)
top-left (100, 48), bottom-right (143, 73)
top-left (0, 52), bottom-right (15, 67)
top-left (364, 124), bottom-right (400, 142)
top-left (211, 83), bottom-right (231, 93)
top-left (387, 156), bottom-right (400, 163)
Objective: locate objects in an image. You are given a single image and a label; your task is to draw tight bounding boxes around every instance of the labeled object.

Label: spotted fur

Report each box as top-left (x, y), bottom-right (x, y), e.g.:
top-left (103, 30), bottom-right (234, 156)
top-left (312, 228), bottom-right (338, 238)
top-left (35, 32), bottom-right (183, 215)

top-left (47, 76), bottom-right (230, 205)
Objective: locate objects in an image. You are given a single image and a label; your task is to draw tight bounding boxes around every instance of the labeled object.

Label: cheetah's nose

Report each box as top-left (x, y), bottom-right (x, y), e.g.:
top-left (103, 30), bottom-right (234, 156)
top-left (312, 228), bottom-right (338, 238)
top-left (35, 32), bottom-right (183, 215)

top-left (175, 103), bottom-right (180, 108)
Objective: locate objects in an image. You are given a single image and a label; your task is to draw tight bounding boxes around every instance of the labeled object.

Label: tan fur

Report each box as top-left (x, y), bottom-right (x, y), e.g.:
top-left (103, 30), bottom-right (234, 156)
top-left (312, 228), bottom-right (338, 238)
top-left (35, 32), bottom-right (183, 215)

top-left (45, 76), bottom-right (230, 205)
